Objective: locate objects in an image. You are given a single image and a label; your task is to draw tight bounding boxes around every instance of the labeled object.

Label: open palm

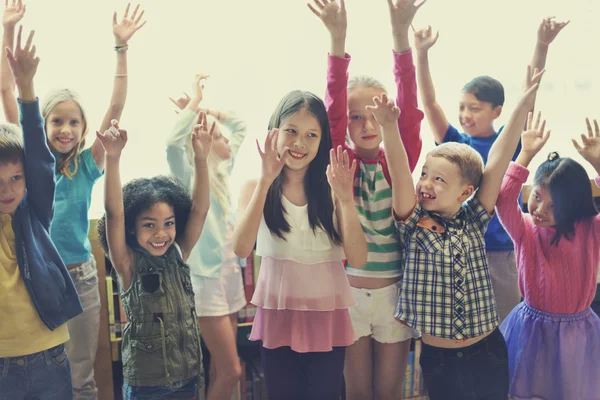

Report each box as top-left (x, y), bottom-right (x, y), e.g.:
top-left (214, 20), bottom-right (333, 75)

top-left (327, 146), bottom-right (356, 203)
top-left (521, 111), bottom-right (550, 155)
top-left (307, 0), bottom-right (346, 38)
top-left (113, 3), bottom-right (146, 45)
top-left (191, 112), bottom-right (214, 161)
top-left (3, 0), bottom-right (26, 27)
top-left (573, 118), bottom-right (600, 167)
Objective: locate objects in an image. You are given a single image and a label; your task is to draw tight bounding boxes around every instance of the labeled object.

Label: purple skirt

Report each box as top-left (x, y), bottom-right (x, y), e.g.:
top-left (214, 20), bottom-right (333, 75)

top-left (500, 302), bottom-right (600, 400)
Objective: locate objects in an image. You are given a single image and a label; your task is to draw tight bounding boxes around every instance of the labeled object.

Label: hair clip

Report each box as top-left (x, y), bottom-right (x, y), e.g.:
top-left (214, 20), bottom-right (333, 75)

top-left (547, 152), bottom-right (559, 161)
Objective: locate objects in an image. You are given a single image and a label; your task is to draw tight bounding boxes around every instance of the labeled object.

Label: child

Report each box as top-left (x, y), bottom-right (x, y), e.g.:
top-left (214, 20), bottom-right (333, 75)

top-left (0, 26), bottom-right (82, 399)
top-left (308, 1), bottom-right (423, 397)
top-left (96, 113), bottom-right (212, 398)
top-left (167, 75), bottom-right (248, 399)
top-left (0, 3), bottom-right (146, 398)
top-left (232, 90), bottom-right (367, 400)
top-left (413, 17), bottom-right (568, 322)
top-left (495, 115), bottom-right (600, 399)
top-left (386, 66), bottom-right (544, 400)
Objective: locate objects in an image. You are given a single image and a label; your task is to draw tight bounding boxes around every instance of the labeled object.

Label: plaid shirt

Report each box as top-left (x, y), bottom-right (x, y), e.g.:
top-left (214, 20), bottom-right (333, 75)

top-left (395, 197), bottom-right (499, 340)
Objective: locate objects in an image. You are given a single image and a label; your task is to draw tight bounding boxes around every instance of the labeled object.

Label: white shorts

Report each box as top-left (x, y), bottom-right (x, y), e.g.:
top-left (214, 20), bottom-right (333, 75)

top-left (349, 282), bottom-right (420, 343)
top-left (191, 263), bottom-right (247, 318)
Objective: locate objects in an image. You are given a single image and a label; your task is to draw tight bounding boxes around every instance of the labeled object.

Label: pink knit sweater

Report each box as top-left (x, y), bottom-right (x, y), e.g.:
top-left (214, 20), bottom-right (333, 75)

top-left (495, 162), bottom-right (600, 314)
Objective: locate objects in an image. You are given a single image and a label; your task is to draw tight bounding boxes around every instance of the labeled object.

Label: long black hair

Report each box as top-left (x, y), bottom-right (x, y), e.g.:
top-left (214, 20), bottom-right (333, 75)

top-left (533, 152), bottom-right (599, 245)
top-left (97, 176), bottom-right (192, 254)
top-left (264, 90), bottom-right (341, 245)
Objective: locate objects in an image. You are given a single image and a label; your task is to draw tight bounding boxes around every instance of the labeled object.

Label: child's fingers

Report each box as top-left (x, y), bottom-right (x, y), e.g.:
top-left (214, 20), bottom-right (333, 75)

top-left (313, 0), bottom-right (326, 10)
top-left (123, 2), bottom-right (131, 19)
top-left (349, 158), bottom-right (357, 174)
top-left (271, 129), bottom-right (280, 152)
top-left (340, 0), bottom-right (346, 13)
top-left (256, 139), bottom-right (265, 157)
top-left (342, 149), bottom-right (350, 169)
top-left (131, 4), bottom-right (140, 21)
top-left (415, 0), bottom-right (428, 9)
top-left (593, 119), bottom-right (599, 137)
top-left (534, 111), bottom-right (541, 130)
top-left (113, 11), bottom-right (118, 25)
top-left (586, 118), bottom-right (593, 137)
top-left (572, 138), bottom-right (583, 152)
top-left (541, 129), bottom-right (551, 145)
top-left (279, 146), bottom-right (290, 164)
top-left (135, 10), bottom-right (145, 25)
top-left (336, 145), bottom-right (343, 170)
top-left (307, 3), bottom-right (321, 17)
top-left (15, 25), bottom-right (22, 50)
top-left (526, 112), bottom-right (532, 131)
top-left (208, 121), bottom-right (216, 136)
top-left (120, 129), bottom-right (128, 141)
top-left (539, 119), bottom-right (546, 136)
top-left (23, 29), bottom-right (34, 52)
top-left (329, 148), bottom-right (338, 174)
top-left (381, 93), bottom-right (389, 104)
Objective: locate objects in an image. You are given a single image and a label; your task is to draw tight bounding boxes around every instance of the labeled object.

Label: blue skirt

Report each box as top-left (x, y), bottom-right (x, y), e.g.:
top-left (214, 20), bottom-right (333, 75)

top-left (500, 302), bottom-right (600, 400)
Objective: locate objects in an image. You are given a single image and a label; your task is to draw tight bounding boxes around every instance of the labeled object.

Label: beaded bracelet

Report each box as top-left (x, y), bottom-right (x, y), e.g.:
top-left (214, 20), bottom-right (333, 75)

top-left (114, 44), bottom-right (129, 52)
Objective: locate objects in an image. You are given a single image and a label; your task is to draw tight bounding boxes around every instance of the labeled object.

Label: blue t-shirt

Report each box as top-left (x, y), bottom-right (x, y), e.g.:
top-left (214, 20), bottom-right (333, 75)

top-left (442, 124), bottom-right (521, 251)
top-left (51, 148), bottom-right (103, 264)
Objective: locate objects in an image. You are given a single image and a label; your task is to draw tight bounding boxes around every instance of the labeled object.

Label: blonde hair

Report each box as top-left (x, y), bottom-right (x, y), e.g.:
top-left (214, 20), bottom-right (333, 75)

top-left (348, 75), bottom-right (387, 93)
top-left (41, 89), bottom-right (89, 179)
top-left (0, 123), bottom-right (24, 164)
top-left (428, 142), bottom-right (484, 188)
top-left (176, 115), bottom-right (232, 219)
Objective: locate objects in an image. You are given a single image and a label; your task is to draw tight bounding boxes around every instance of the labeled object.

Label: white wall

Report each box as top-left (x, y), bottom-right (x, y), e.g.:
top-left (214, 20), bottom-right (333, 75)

top-left (14, 0), bottom-right (600, 219)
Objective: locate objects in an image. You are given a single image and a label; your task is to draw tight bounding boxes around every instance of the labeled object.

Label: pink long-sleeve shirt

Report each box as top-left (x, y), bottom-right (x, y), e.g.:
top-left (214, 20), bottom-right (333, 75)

top-left (325, 50), bottom-right (423, 179)
top-left (496, 162), bottom-right (600, 314)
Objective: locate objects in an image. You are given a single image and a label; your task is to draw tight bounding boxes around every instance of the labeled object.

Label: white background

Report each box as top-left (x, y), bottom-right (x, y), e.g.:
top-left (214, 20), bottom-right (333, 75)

top-left (12, 0), bottom-right (599, 219)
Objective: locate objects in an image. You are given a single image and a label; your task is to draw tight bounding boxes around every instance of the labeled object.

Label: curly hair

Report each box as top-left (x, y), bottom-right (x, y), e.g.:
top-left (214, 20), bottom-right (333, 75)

top-left (97, 175), bottom-right (192, 254)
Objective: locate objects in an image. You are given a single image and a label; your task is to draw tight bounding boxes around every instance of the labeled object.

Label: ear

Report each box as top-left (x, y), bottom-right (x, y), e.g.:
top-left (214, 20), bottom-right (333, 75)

top-left (492, 105), bottom-right (503, 119)
top-left (458, 184), bottom-right (475, 202)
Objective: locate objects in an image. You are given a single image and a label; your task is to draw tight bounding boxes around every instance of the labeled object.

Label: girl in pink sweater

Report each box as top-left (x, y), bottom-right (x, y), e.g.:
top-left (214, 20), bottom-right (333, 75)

top-left (496, 115), bottom-right (600, 400)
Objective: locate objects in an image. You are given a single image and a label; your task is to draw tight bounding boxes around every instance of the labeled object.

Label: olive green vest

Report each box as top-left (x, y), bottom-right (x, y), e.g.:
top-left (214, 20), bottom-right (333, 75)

top-left (120, 244), bottom-right (203, 387)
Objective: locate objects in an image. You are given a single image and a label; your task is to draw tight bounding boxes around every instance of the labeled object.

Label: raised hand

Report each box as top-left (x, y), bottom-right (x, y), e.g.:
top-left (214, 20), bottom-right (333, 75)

top-left (412, 25), bottom-right (439, 52)
top-left (113, 3), bottom-right (146, 46)
top-left (3, 0), bottom-right (25, 27)
top-left (256, 129), bottom-right (289, 184)
top-left (5, 25), bottom-right (38, 90)
top-left (307, 0), bottom-right (346, 39)
top-left (572, 118), bottom-right (600, 170)
top-left (96, 120), bottom-right (128, 157)
top-left (169, 92), bottom-right (191, 113)
top-left (537, 17), bottom-right (569, 46)
top-left (521, 111), bottom-right (551, 156)
top-left (191, 112), bottom-right (214, 161)
top-left (327, 146), bottom-right (356, 203)
top-left (193, 73), bottom-right (209, 102)
top-left (517, 66), bottom-right (545, 110)
top-left (388, 0), bottom-right (426, 32)
top-left (365, 93), bottom-right (400, 127)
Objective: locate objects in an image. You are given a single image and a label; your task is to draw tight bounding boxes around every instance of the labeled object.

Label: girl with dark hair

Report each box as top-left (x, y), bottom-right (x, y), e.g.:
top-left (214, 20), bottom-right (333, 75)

top-left (96, 115), bottom-right (213, 399)
top-left (496, 114), bottom-right (600, 400)
top-left (232, 90), bottom-right (367, 399)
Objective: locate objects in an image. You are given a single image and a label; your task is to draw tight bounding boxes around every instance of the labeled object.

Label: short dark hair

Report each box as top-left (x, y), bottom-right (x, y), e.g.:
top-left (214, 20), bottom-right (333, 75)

top-left (264, 90), bottom-right (341, 245)
top-left (533, 152), bottom-right (599, 245)
top-left (0, 124), bottom-right (24, 165)
top-left (97, 176), bottom-right (192, 254)
top-left (462, 76), bottom-right (505, 108)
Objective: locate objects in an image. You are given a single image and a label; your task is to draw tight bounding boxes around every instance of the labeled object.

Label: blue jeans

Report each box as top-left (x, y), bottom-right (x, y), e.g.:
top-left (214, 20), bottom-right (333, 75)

top-left (0, 344), bottom-right (73, 400)
top-left (420, 328), bottom-right (509, 400)
top-left (123, 377), bottom-right (198, 400)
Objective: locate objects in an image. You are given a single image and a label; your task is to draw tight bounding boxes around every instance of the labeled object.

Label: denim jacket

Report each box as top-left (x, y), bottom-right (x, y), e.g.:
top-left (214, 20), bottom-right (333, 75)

top-left (12, 99), bottom-right (83, 330)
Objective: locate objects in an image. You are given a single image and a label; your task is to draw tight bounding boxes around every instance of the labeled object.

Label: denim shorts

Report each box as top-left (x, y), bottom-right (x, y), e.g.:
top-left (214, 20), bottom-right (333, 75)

top-left (0, 344), bottom-right (73, 400)
top-left (123, 376), bottom-right (198, 400)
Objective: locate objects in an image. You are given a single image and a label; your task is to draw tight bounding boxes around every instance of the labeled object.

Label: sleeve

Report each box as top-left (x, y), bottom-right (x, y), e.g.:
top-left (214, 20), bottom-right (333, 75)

top-left (221, 113), bottom-right (247, 174)
top-left (393, 49), bottom-right (424, 172)
top-left (166, 109), bottom-right (197, 191)
top-left (440, 124), bottom-right (470, 145)
top-left (494, 162), bottom-right (530, 243)
top-left (19, 98), bottom-right (56, 230)
top-left (393, 200), bottom-right (424, 244)
top-left (465, 196), bottom-right (494, 235)
top-left (594, 176), bottom-right (600, 238)
top-left (79, 148), bottom-right (103, 182)
top-left (325, 53), bottom-right (353, 152)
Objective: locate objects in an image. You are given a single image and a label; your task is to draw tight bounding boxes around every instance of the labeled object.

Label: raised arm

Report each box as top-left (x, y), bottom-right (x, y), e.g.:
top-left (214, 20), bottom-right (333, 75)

top-left (413, 25), bottom-right (448, 144)
top-left (176, 112), bottom-right (212, 262)
top-left (526, 17), bottom-right (568, 116)
top-left (1, 0), bottom-right (26, 125)
top-left (95, 121), bottom-right (133, 289)
top-left (388, 0), bottom-right (425, 171)
top-left (90, 3), bottom-right (146, 171)
top-left (7, 26), bottom-right (55, 228)
top-left (166, 74), bottom-right (208, 189)
top-left (477, 67), bottom-right (545, 214)
top-left (232, 129), bottom-right (289, 258)
top-left (367, 94), bottom-right (415, 220)
top-left (328, 146), bottom-right (367, 268)
top-left (309, 0), bottom-right (350, 150)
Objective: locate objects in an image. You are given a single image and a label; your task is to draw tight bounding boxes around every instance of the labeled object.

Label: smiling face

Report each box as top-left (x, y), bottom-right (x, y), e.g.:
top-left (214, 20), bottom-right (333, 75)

top-left (458, 92), bottom-right (501, 138)
top-left (275, 107), bottom-right (322, 172)
top-left (0, 160), bottom-right (25, 214)
top-left (527, 185), bottom-right (556, 228)
top-left (347, 85), bottom-right (386, 159)
top-left (416, 155), bottom-right (475, 218)
top-left (134, 201), bottom-right (177, 256)
top-left (45, 100), bottom-right (85, 154)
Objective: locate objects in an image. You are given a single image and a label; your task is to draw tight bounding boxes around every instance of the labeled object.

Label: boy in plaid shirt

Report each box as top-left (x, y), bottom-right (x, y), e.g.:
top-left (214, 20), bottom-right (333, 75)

top-left (365, 66), bottom-right (544, 400)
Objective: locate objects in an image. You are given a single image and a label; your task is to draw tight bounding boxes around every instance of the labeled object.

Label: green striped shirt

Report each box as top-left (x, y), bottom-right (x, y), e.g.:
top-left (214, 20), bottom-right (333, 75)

top-left (346, 161), bottom-right (404, 278)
